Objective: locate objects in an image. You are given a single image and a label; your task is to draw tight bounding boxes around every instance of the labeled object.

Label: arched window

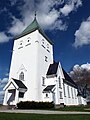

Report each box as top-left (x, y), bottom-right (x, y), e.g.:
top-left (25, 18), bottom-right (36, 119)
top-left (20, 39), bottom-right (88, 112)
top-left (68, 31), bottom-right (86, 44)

top-left (19, 72), bottom-right (24, 80)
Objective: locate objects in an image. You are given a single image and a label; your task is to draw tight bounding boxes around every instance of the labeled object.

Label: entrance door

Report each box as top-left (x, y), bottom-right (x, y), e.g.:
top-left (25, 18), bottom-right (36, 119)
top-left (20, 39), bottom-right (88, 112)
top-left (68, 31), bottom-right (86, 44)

top-left (7, 89), bottom-right (16, 105)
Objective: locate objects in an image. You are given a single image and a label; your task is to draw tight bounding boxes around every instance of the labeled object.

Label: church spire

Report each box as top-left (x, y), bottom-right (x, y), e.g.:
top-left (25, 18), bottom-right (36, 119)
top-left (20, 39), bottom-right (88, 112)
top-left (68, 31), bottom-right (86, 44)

top-left (34, 10), bottom-right (37, 20)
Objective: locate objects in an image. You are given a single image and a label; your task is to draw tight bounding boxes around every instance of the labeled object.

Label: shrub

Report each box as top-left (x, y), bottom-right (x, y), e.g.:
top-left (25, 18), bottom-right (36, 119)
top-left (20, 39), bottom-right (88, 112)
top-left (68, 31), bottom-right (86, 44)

top-left (17, 101), bottom-right (54, 109)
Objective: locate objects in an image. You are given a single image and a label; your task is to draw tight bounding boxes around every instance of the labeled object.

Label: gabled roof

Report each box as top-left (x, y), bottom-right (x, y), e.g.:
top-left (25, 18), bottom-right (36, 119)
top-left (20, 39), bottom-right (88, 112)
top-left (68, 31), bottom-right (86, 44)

top-left (46, 61), bottom-right (77, 88)
top-left (46, 62), bottom-right (59, 76)
top-left (15, 18), bottom-right (53, 45)
top-left (13, 79), bottom-right (27, 89)
top-left (62, 68), bottom-right (77, 88)
top-left (43, 85), bottom-right (55, 92)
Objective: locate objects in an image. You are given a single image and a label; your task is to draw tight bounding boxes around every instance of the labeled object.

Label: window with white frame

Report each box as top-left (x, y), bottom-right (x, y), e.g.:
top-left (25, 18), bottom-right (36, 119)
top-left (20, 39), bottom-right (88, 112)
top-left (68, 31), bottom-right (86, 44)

top-left (46, 93), bottom-right (49, 98)
top-left (59, 91), bottom-right (63, 99)
top-left (67, 85), bottom-right (70, 98)
top-left (58, 76), bottom-right (61, 88)
top-left (19, 72), bottom-right (24, 80)
top-left (26, 37), bottom-right (31, 46)
top-left (18, 41), bottom-right (23, 49)
top-left (42, 77), bottom-right (45, 86)
top-left (27, 37), bottom-right (31, 42)
top-left (74, 88), bottom-right (77, 98)
top-left (19, 92), bottom-right (24, 98)
top-left (42, 39), bottom-right (45, 48)
top-left (45, 56), bottom-right (48, 62)
top-left (47, 44), bottom-right (50, 52)
top-left (63, 83), bottom-right (66, 97)
top-left (71, 87), bottom-right (74, 98)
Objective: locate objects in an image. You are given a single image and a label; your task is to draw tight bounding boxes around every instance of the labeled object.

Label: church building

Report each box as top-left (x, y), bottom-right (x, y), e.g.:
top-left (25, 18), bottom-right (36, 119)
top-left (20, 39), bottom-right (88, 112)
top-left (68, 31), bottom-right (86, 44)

top-left (3, 16), bottom-right (87, 106)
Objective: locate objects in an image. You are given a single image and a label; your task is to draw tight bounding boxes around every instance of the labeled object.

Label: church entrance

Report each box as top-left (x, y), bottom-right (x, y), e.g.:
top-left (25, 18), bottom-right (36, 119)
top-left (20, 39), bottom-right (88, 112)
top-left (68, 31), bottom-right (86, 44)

top-left (7, 89), bottom-right (16, 105)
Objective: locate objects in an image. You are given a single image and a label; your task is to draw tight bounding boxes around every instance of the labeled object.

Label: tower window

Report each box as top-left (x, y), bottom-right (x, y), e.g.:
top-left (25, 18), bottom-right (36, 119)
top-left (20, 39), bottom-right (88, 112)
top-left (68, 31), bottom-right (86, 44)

top-left (27, 37), bottom-right (31, 42)
top-left (20, 42), bottom-right (22, 45)
top-left (42, 77), bottom-right (45, 86)
top-left (47, 44), bottom-right (50, 52)
top-left (46, 93), bottom-right (48, 97)
top-left (20, 41), bottom-right (23, 45)
top-left (45, 56), bottom-right (48, 62)
top-left (19, 72), bottom-right (24, 80)
top-left (42, 39), bottom-right (45, 48)
top-left (47, 44), bottom-right (49, 49)
top-left (18, 41), bottom-right (23, 49)
top-left (42, 39), bottom-right (45, 44)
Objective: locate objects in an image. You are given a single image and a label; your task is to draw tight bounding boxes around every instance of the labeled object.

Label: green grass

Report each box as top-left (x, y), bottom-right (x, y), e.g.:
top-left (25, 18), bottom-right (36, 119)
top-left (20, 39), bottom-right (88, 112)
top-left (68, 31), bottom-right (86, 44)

top-left (0, 113), bottom-right (90, 120)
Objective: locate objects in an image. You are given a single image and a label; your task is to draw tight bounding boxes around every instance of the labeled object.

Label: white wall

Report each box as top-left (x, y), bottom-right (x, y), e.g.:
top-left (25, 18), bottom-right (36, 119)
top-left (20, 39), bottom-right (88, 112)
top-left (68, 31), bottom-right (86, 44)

top-left (8, 29), bottom-right (53, 102)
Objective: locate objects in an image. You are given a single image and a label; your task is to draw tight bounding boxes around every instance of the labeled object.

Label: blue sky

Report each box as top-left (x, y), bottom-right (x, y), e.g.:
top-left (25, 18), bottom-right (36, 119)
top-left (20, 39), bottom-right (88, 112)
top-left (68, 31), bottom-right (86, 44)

top-left (0, 0), bottom-right (90, 103)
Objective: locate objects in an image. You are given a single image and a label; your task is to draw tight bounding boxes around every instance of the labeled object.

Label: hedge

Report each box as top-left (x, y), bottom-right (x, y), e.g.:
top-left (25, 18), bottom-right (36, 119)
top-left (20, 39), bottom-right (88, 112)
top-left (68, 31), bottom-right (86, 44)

top-left (17, 101), bottom-right (54, 109)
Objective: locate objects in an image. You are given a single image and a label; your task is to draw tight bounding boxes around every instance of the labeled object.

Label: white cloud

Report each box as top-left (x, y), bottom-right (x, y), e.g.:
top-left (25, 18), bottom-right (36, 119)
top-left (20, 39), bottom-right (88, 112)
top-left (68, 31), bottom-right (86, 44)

top-left (0, 78), bottom-right (8, 88)
top-left (60, 0), bottom-right (82, 16)
top-left (1, 78), bottom-right (8, 84)
top-left (0, 0), bottom-right (83, 43)
top-left (73, 16), bottom-right (90, 47)
top-left (9, 16), bottom-right (26, 36)
top-left (0, 78), bottom-right (8, 104)
top-left (70, 63), bottom-right (90, 74)
top-left (0, 32), bottom-right (11, 43)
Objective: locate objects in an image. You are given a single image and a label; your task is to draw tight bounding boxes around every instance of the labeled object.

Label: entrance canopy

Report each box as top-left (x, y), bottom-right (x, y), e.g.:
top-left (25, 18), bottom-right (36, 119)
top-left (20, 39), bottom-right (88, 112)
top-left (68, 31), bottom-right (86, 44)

top-left (3, 78), bottom-right (27, 92)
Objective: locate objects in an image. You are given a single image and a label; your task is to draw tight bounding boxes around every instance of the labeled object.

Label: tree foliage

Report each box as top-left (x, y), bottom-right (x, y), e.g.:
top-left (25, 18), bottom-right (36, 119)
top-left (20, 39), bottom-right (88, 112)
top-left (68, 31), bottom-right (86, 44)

top-left (69, 64), bottom-right (90, 92)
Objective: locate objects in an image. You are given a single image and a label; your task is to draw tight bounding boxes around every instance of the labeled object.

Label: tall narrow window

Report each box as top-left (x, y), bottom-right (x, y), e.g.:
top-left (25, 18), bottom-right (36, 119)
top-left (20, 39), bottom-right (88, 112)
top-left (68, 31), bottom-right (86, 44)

top-left (47, 44), bottom-right (50, 52)
top-left (19, 72), bottom-right (24, 80)
top-left (63, 83), bottom-right (66, 97)
top-left (59, 91), bottom-right (63, 99)
top-left (67, 85), bottom-right (70, 98)
top-left (74, 88), bottom-right (77, 98)
top-left (58, 77), bottom-right (61, 88)
top-left (45, 56), bottom-right (48, 62)
top-left (42, 39), bottom-right (45, 48)
top-left (42, 77), bottom-right (45, 86)
top-left (71, 88), bottom-right (74, 98)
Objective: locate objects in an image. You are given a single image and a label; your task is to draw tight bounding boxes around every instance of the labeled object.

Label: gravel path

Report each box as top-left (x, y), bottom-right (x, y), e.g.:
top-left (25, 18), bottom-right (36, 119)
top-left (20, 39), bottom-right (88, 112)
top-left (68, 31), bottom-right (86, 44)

top-left (0, 109), bottom-right (90, 114)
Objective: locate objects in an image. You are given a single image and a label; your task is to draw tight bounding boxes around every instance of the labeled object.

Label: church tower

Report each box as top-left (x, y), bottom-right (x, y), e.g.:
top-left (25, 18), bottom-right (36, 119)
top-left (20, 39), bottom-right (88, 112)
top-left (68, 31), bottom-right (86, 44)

top-left (3, 16), bottom-right (53, 105)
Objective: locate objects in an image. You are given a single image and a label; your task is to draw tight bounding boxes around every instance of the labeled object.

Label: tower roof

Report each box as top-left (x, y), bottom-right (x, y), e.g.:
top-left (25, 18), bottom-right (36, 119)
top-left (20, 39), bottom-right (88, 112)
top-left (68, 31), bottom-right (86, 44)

top-left (15, 18), bottom-right (53, 44)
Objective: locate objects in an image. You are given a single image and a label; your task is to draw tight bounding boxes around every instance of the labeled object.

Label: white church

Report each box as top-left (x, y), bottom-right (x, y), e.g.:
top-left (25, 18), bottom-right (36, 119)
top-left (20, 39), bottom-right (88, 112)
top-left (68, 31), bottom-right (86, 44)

top-left (3, 16), bottom-right (87, 106)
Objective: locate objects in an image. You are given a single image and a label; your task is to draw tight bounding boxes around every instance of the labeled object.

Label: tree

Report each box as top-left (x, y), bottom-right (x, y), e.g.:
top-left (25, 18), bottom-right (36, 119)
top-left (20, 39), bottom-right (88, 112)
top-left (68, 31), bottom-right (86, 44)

top-left (69, 64), bottom-right (90, 96)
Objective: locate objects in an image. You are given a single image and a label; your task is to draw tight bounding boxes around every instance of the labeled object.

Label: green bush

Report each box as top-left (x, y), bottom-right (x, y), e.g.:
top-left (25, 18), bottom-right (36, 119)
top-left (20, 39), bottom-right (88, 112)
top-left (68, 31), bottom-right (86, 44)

top-left (17, 101), bottom-right (54, 109)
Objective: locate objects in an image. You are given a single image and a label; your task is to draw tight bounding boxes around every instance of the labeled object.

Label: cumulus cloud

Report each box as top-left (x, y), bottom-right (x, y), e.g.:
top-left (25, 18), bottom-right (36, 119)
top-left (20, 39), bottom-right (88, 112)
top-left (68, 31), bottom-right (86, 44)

top-left (73, 16), bottom-right (90, 48)
top-left (0, 91), bottom-right (4, 103)
top-left (0, 78), bottom-right (8, 104)
top-left (69, 63), bottom-right (90, 79)
top-left (0, 32), bottom-right (11, 43)
top-left (0, 78), bottom-right (8, 88)
top-left (0, 0), bottom-right (83, 43)
top-left (60, 0), bottom-right (82, 16)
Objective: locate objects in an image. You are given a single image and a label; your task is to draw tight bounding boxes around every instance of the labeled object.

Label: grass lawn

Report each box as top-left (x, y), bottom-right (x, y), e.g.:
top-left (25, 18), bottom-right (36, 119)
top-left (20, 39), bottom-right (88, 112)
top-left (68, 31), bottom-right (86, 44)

top-left (0, 113), bottom-right (90, 120)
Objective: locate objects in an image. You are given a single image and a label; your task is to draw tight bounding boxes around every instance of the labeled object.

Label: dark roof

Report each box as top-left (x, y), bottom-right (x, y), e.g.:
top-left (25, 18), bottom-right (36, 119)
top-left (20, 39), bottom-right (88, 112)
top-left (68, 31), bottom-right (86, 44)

top-left (13, 79), bottom-right (27, 89)
top-left (43, 85), bottom-right (55, 92)
top-left (15, 18), bottom-right (53, 45)
top-left (46, 62), bottom-right (59, 76)
top-left (62, 68), bottom-right (77, 88)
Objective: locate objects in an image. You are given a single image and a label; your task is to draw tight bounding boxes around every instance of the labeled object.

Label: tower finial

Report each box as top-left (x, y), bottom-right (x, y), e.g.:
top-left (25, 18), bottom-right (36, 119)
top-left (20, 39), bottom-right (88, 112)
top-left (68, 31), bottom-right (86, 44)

top-left (34, 10), bottom-right (37, 20)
